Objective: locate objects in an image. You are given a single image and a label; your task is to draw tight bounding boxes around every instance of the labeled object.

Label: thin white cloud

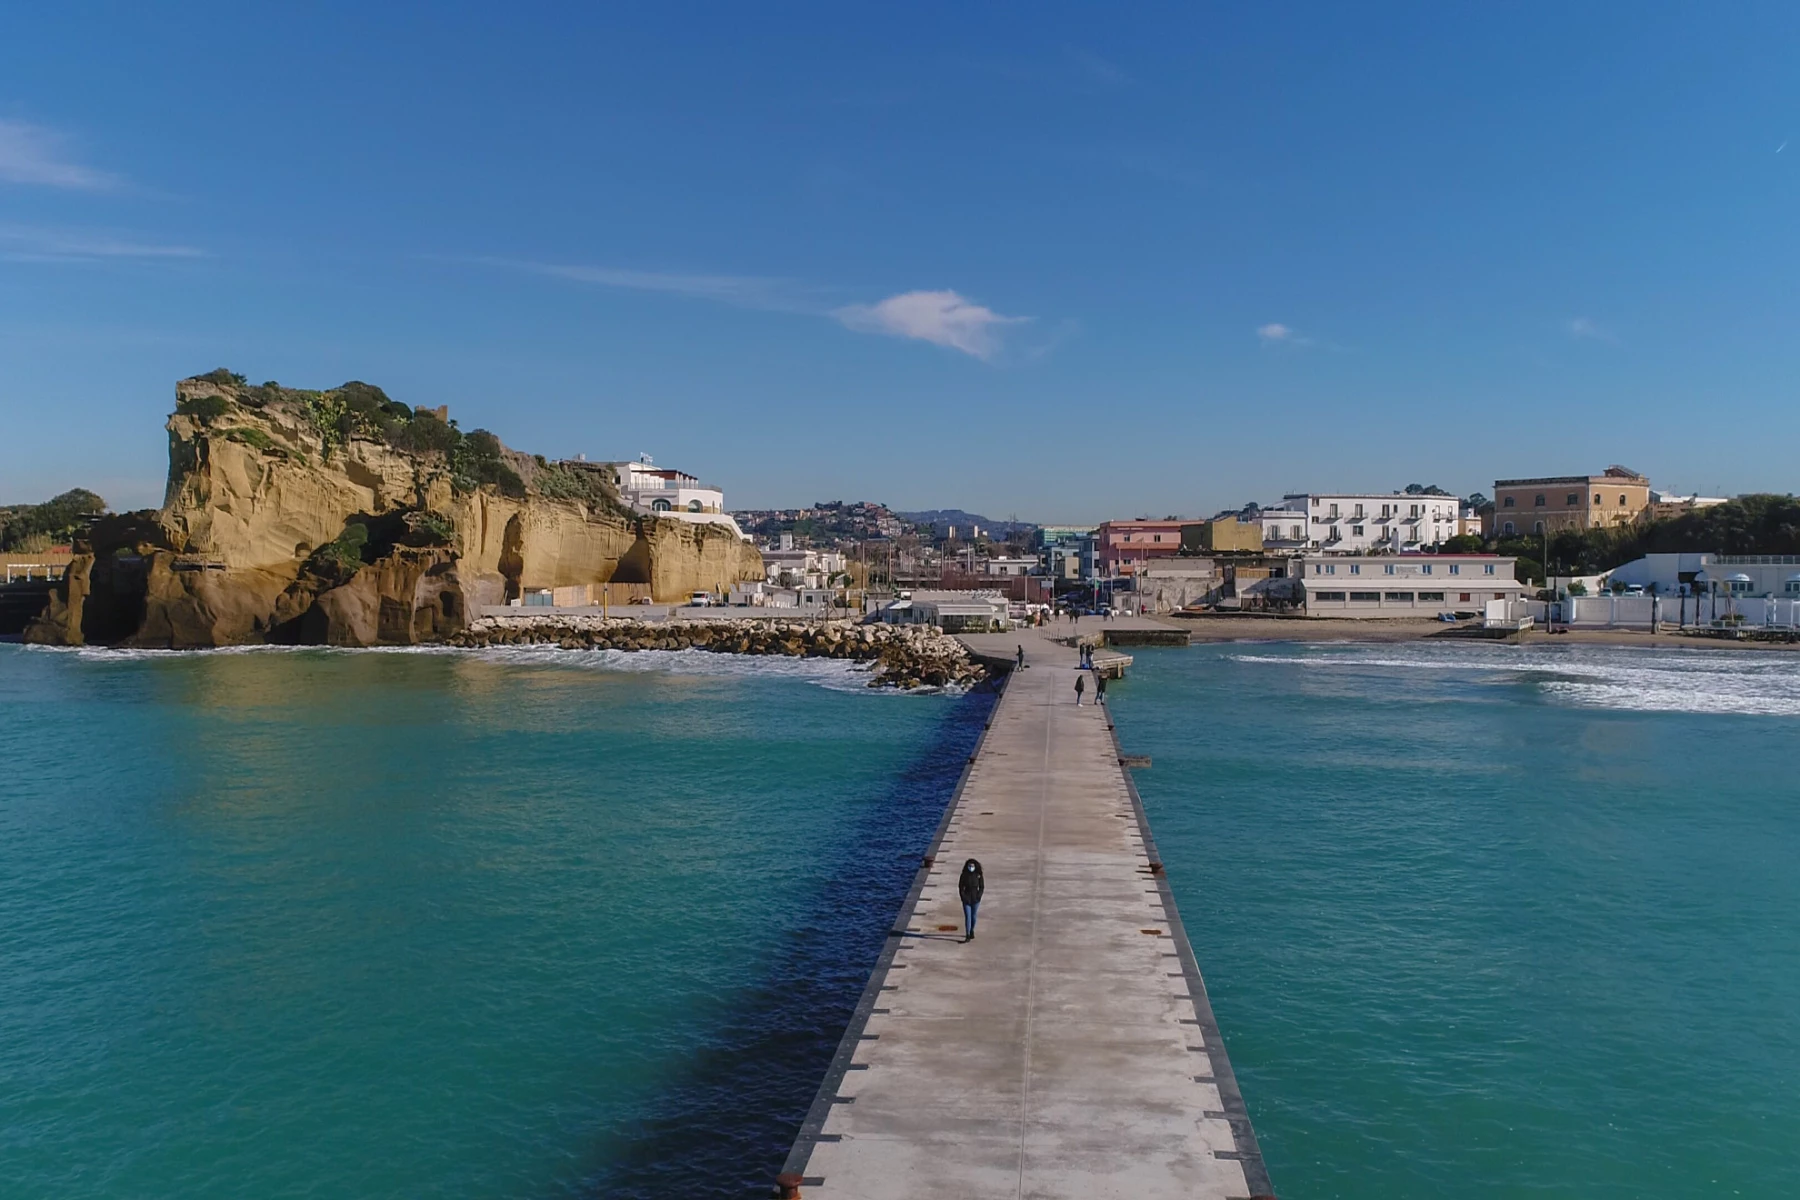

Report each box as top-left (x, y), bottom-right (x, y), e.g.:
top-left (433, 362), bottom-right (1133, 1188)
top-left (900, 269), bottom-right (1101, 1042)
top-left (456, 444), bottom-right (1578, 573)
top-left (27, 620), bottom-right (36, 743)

top-left (1068, 49), bottom-right (1132, 87)
top-left (460, 258), bottom-right (1028, 362)
top-left (1257, 322), bottom-right (1316, 347)
top-left (0, 224), bottom-right (207, 262)
top-left (466, 256), bottom-right (820, 313)
top-left (0, 119), bottom-right (119, 190)
top-left (835, 290), bottom-right (1029, 361)
top-left (1566, 316), bottom-right (1617, 343)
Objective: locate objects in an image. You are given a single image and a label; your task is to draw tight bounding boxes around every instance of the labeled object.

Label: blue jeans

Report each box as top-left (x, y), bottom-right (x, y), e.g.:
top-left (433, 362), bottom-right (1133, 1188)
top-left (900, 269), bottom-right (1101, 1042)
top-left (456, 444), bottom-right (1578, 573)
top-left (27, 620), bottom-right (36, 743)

top-left (963, 902), bottom-right (979, 937)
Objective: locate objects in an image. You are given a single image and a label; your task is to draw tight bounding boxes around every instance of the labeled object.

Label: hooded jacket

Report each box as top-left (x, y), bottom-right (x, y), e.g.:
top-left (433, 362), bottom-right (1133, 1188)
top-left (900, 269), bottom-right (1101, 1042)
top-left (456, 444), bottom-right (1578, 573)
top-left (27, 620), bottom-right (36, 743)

top-left (958, 858), bottom-right (985, 906)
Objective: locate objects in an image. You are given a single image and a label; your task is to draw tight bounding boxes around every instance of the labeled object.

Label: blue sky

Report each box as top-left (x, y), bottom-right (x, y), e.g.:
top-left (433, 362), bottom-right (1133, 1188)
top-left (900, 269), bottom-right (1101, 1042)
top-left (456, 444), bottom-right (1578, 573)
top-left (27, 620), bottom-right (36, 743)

top-left (2, 4), bottom-right (1796, 521)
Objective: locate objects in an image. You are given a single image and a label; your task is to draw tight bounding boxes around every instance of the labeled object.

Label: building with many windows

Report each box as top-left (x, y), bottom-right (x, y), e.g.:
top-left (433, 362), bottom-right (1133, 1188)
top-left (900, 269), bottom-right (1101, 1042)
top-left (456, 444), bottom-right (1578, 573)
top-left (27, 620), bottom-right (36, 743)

top-left (1298, 554), bottom-right (1526, 618)
top-left (1261, 493), bottom-right (1462, 554)
top-left (1095, 519), bottom-right (1186, 577)
top-left (1488, 466), bottom-right (1650, 537)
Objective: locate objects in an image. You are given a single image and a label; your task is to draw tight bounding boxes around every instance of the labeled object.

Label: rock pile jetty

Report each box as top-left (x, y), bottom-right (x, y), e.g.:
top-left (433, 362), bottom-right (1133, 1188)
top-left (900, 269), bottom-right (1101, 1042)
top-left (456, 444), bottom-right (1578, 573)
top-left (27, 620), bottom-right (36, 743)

top-left (448, 615), bottom-right (988, 689)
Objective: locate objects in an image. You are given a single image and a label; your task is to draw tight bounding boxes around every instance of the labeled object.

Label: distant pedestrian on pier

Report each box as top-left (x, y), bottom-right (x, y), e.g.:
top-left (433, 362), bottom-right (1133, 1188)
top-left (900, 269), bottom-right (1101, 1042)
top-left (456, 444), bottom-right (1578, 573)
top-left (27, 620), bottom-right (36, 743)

top-left (959, 858), bottom-right (984, 942)
top-left (1074, 674), bottom-right (1086, 705)
top-left (1016, 644), bottom-right (1025, 669)
top-left (1096, 671), bottom-right (1107, 706)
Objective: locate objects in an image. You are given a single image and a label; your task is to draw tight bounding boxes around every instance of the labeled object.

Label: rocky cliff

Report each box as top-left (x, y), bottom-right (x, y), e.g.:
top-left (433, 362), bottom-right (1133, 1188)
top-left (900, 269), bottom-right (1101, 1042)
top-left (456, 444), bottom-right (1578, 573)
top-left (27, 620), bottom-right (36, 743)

top-left (27, 372), bottom-right (763, 648)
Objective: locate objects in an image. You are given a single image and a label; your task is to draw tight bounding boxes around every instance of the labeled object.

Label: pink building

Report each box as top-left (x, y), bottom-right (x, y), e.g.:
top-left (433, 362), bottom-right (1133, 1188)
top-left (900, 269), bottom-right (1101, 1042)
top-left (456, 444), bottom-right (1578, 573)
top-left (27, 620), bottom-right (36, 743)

top-left (1096, 520), bottom-right (1186, 577)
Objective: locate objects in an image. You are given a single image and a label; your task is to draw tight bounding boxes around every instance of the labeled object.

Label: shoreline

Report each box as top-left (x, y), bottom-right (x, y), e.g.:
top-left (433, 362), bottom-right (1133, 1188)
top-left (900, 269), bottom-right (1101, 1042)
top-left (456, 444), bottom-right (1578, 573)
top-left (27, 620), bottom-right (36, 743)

top-left (1167, 615), bottom-right (1800, 652)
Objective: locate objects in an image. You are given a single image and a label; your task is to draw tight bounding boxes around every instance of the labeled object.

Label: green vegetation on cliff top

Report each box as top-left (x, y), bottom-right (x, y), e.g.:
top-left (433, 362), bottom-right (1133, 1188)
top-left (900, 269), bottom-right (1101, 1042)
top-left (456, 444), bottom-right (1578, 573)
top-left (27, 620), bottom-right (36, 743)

top-left (0, 489), bottom-right (107, 552)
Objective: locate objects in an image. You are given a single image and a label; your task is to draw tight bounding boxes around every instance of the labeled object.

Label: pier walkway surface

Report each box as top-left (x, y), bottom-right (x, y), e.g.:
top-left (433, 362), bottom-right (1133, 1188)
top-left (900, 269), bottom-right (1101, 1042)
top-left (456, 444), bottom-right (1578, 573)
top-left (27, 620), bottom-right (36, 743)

top-left (780, 628), bottom-right (1271, 1199)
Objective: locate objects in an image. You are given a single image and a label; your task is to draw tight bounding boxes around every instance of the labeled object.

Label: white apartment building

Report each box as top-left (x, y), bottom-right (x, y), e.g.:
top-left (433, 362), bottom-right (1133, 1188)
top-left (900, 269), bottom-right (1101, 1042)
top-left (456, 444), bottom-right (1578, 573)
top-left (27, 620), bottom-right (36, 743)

top-left (607, 454), bottom-right (750, 539)
top-left (981, 556), bottom-right (1039, 578)
top-left (1299, 554), bottom-right (1526, 618)
top-left (1268, 493), bottom-right (1462, 554)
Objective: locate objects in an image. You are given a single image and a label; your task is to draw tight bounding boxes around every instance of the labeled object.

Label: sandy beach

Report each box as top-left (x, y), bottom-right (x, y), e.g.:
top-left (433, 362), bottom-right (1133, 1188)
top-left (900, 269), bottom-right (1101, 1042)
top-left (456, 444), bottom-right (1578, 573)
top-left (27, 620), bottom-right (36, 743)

top-left (1163, 614), bottom-right (1800, 652)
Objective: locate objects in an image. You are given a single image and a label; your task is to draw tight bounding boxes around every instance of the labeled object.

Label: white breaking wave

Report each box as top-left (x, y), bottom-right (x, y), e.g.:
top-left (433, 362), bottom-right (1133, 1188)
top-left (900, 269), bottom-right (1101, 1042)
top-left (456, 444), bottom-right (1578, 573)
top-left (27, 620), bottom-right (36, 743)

top-left (12, 641), bottom-right (958, 696)
top-left (1223, 644), bottom-right (1800, 717)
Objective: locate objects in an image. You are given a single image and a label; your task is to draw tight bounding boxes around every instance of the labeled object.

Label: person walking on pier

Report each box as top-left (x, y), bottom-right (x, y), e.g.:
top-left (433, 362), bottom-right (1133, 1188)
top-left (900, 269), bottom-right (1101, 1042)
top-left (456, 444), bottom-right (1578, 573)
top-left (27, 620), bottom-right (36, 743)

top-left (958, 858), bottom-right (984, 942)
top-left (1073, 673), bottom-right (1086, 705)
top-left (1095, 671), bottom-right (1108, 706)
top-left (1016, 644), bottom-right (1025, 669)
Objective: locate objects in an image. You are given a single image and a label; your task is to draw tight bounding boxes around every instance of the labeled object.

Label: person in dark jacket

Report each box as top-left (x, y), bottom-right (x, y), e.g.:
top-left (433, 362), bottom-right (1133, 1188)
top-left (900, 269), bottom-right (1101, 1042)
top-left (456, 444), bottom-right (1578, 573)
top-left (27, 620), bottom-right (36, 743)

top-left (958, 858), bottom-right (984, 942)
top-left (1095, 671), bottom-right (1108, 705)
top-left (1016, 644), bottom-right (1025, 669)
top-left (1073, 673), bottom-right (1086, 705)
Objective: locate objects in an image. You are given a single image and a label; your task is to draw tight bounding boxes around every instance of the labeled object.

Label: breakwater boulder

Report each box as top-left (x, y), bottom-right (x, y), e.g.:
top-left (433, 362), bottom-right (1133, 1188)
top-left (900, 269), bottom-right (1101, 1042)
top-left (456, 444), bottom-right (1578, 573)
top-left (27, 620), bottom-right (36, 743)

top-left (448, 616), bottom-right (987, 690)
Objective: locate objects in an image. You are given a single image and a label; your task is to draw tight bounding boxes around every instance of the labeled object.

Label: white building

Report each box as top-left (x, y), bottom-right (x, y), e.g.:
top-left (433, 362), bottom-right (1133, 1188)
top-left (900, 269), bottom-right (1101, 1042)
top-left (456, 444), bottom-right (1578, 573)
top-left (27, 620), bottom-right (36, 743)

top-left (762, 546), bottom-right (846, 588)
top-left (1299, 554), bottom-right (1525, 618)
top-left (879, 590), bottom-right (1010, 632)
top-left (1607, 553), bottom-right (1800, 599)
top-left (1268, 494), bottom-right (1462, 554)
top-left (981, 556), bottom-right (1039, 578)
top-left (609, 455), bottom-right (750, 539)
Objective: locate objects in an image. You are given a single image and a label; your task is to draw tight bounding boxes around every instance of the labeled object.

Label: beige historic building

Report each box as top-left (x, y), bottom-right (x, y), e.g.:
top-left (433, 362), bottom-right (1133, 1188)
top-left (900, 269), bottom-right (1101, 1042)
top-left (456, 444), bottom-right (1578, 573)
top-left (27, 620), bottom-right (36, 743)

top-left (1488, 465), bottom-right (1650, 537)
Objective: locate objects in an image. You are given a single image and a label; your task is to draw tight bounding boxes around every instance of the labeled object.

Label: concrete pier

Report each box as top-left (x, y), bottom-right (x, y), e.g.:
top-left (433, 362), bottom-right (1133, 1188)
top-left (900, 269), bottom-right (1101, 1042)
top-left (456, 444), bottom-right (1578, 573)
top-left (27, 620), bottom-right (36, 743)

top-left (779, 630), bottom-right (1271, 1199)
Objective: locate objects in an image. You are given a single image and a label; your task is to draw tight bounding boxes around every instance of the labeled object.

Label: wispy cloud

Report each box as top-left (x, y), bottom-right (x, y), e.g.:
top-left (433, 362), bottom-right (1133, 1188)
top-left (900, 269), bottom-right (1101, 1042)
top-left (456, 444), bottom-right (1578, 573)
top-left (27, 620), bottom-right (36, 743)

top-left (1566, 316), bottom-right (1617, 343)
top-left (465, 256), bottom-right (823, 314)
top-left (462, 257), bottom-right (1030, 362)
top-left (835, 290), bottom-right (1029, 361)
top-left (0, 224), bottom-right (207, 262)
top-left (0, 119), bottom-right (119, 190)
top-left (1257, 322), bottom-right (1315, 347)
top-left (1068, 49), bottom-right (1132, 87)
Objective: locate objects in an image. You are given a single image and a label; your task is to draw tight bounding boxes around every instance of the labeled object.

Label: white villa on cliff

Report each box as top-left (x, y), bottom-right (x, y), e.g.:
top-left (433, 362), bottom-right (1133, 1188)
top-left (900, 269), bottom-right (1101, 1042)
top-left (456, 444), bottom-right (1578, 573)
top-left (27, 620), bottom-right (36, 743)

top-left (606, 455), bottom-right (751, 540)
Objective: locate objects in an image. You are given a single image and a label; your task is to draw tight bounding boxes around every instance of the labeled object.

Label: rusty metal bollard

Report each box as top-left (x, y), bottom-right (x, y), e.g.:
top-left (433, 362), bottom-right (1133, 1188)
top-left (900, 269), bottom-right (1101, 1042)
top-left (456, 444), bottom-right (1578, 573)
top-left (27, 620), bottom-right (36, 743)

top-left (775, 1171), bottom-right (805, 1198)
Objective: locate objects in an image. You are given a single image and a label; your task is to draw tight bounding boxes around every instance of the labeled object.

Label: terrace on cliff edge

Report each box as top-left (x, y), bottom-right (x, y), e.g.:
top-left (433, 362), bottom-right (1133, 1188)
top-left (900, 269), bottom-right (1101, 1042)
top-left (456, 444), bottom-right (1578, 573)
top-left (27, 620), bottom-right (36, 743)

top-left (25, 371), bottom-right (764, 650)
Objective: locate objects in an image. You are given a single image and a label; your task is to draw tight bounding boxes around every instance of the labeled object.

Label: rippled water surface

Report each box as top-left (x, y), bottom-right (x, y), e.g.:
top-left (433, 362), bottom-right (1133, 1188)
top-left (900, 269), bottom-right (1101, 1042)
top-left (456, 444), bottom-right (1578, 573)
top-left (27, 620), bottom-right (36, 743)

top-left (0, 644), bottom-right (988, 1199)
top-left (1110, 641), bottom-right (1800, 1199)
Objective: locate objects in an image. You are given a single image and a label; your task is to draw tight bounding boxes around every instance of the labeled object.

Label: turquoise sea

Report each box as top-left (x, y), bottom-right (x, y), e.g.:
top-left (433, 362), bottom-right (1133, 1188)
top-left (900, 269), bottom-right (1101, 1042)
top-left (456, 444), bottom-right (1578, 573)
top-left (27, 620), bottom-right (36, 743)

top-left (4, 639), bottom-right (1797, 1198)
top-left (1112, 641), bottom-right (1800, 1199)
top-left (0, 644), bottom-right (988, 1199)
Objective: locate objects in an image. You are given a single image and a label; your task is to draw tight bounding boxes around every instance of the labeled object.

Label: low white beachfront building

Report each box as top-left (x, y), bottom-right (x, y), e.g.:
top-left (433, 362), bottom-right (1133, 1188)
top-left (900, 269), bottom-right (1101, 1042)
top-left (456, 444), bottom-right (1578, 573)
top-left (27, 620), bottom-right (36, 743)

top-left (1299, 554), bottom-right (1526, 618)
top-left (1266, 494), bottom-right (1463, 554)
top-left (880, 590), bottom-right (1010, 632)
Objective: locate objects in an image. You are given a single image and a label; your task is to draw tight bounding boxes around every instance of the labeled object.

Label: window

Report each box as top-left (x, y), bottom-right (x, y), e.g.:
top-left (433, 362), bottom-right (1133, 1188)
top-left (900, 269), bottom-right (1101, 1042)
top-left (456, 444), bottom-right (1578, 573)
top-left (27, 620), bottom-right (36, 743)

top-left (1502, 521), bottom-right (1515, 535)
top-left (1449, 564), bottom-right (1460, 575)
top-left (1354, 504), bottom-right (1365, 518)
top-left (651, 498), bottom-right (672, 511)
top-left (1329, 503), bottom-right (1339, 518)
top-left (1484, 564), bottom-right (1496, 575)
top-left (1352, 525), bottom-right (1365, 536)
top-left (1314, 591), bottom-right (1346, 601)
top-left (688, 499), bottom-right (704, 512)
top-left (1418, 591), bottom-right (1445, 601)
top-left (1567, 493), bottom-right (1579, 505)
top-left (1349, 564), bottom-right (1360, 575)
top-left (1291, 525), bottom-right (1303, 539)
top-left (1384, 592), bottom-right (1414, 601)
top-left (1503, 496), bottom-right (1516, 507)
top-left (1349, 591), bottom-right (1381, 602)
top-left (1787, 581), bottom-right (1800, 595)
top-left (1619, 494), bottom-right (1628, 506)
top-left (1533, 521), bottom-right (1544, 534)
top-left (1422, 564), bottom-right (1433, 575)
top-left (1384, 564), bottom-right (1395, 575)
top-left (1459, 592), bottom-right (1471, 602)
top-left (1152, 535), bottom-right (1162, 543)
top-left (1410, 504), bottom-right (1421, 517)
top-left (1730, 580), bottom-right (1753, 595)
top-left (1594, 493), bottom-right (1603, 505)
top-left (1534, 494), bottom-right (1546, 506)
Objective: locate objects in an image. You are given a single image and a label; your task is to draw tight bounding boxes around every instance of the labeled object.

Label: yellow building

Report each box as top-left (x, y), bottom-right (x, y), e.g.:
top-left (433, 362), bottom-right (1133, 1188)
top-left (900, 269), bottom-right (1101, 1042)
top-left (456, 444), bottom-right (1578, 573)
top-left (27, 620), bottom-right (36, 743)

top-left (1181, 518), bottom-right (1264, 554)
top-left (1489, 466), bottom-right (1650, 537)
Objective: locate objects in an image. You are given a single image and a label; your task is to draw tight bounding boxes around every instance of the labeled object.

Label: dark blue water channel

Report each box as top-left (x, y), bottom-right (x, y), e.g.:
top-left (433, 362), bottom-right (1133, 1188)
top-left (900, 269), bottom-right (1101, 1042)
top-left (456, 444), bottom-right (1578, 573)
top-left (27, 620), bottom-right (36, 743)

top-left (0, 644), bottom-right (990, 1199)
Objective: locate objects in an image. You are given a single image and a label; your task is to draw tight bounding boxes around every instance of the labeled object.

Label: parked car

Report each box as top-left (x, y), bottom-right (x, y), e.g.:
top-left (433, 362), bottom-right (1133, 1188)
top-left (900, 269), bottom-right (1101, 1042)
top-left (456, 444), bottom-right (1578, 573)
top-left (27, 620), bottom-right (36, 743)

top-left (688, 592), bottom-right (714, 606)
